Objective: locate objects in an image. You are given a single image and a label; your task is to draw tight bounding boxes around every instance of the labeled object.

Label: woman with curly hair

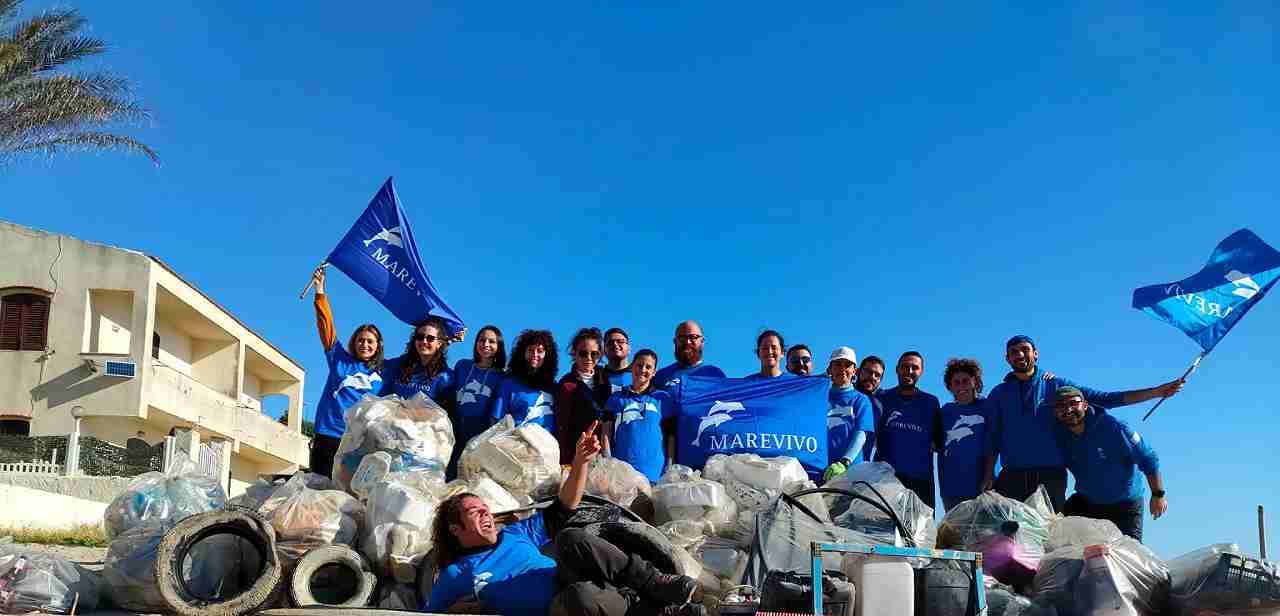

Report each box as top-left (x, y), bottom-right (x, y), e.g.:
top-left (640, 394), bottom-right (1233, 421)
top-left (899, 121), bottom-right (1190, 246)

top-left (380, 316), bottom-right (457, 403)
top-left (935, 357), bottom-right (991, 511)
top-left (491, 329), bottom-right (559, 432)
top-left (554, 327), bottom-right (611, 463)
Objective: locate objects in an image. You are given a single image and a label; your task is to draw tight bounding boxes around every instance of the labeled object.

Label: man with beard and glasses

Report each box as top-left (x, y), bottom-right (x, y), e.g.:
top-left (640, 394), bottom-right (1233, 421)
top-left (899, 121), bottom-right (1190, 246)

top-left (602, 328), bottom-right (633, 395)
top-left (653, 321), bottom-right (725, 468)
top-left (983, 335), bottom-right (1183, 511)
top-left (786, 344), bottom-right (814, 376)
top-left (1052, 386), bottom-right (1166, 542)
top-left (854, 355), bottom-right (886, 461)
top-left (873, 351), bottom-right (941, 510)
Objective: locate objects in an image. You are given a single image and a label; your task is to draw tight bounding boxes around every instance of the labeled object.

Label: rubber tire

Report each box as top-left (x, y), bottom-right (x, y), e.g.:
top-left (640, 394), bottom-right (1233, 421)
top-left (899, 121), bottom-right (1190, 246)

top-left (582, 521), bottom-right (683, 576)
top-left (290, 545), bottom-right (377, 608)
top-left (155, 509), bottom-right (283, 616)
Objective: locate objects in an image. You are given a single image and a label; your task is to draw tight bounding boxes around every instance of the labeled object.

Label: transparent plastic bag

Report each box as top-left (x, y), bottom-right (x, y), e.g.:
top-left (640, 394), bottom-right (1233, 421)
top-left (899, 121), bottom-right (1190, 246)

top-left (102, 456), bottom-right (227, 539)
top-left (1168, 542), bottom-right (1280, 613)
top-left (1032, 538), bottom-right (1170, 616)
top-left (937, 491), bottom-right (1050, 561)
top-left (362, 472), bottom-right (446, 582)
top-left (824, 463), bottom-right (935, 547)
top-left (350, 451), bottom-right (395, 499)
top-left (102, 520), bottom-right (171, 612)
top-left (442, 476), bottom-right (521, 513)
top-left (334, 393), bottom-right (455, 493)
top-left (269, 483), bottom-right (365, 563)
top-left (746, 493), bottom-right (882, 585)
top-left (690, 536), bottom-right (748, 584)
top-left (1043, 516), bottom-right (1123, 554)
top-left (458, 415), bottom-right (560, 504)
top-left (0, 546), bottom-right (101, 614)
top-left (653, 465), bottom-right (738, 529)
top-left (704, 454), bottom-right (808, 513)
top-left (582, 457), bottom-right (652, 507)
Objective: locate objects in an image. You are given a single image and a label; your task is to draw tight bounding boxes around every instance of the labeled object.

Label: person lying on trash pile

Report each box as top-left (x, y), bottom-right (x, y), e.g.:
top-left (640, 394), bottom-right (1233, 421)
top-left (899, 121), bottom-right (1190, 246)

top-left (423, 419), bottom-right (705, 616)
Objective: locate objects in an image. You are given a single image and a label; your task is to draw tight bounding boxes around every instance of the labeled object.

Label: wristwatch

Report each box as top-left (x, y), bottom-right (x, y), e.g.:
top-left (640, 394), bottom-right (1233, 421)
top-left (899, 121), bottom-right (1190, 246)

top-left (1152, 490), bottom-right (1166, 498)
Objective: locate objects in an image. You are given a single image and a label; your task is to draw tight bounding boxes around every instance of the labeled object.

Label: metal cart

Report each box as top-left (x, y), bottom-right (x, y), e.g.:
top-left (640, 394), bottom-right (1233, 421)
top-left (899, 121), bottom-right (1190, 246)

top-left (809, 542), bottom-right (988, 615)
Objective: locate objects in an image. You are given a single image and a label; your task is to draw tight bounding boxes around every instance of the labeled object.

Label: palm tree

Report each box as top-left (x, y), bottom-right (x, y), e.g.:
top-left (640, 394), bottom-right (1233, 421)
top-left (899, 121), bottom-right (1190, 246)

top-left (1, 0), bottom-right (157, 164)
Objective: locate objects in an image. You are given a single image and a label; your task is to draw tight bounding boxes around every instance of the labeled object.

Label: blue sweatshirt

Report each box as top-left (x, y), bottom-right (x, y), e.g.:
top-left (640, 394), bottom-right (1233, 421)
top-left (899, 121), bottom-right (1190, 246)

top-left (936, 400), bottom-right (992, 499)
top-left (604, 387), bottom-right (667, 482)
top-left (447, 359), bottom-right (503, 478)
top-left (873, 387), bottom-right (941, 481)
top-left (987, 368), bottom-right (1128, 470)
top-left (602, 366), bottom-right (633, 395)
top-left (315, 345), bottom-right (382, 439)
top-left (424, 509), bottom-right (559, 616)
top-left (654, 361), bottom-right (727, 392)
top-left (491, 376), bottom-right (556, 433)
top-left (380, 355), bottom-right (453, 402)
top-left (827, 386), bottom-right (876, 464)
top-left (1056, 407), bottom-right (1160, 505)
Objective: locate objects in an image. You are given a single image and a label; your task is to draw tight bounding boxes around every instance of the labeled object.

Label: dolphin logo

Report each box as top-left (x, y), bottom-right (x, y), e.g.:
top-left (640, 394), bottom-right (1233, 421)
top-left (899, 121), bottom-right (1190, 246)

top-left (691, 400), bottom-right (744, 446)
top-left (944, 414), bottom-right (984, 449)
top-left (619, 400), bottom-right (658, 426)
top-left (457, 378), bottom-right (493, 406)
top-left (522, 392), bottom-right (554, 424)
top-left (884, 410), bottom-right (903, 427)
top-left (827, 405), bottom-right (854, 429)
top-left (334, 372), bottom-right (382, 398)
top-left (1226, 270), bottom-right (1260, 300)
top-left (363, 226), bottom-right (403, 249)
top-left (472, 571), bottom-right (493, 599)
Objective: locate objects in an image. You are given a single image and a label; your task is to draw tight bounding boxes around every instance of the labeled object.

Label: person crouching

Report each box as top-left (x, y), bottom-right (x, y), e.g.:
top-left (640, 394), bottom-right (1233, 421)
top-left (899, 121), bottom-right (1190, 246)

top-left (423, 420), bottom-right (704, 616)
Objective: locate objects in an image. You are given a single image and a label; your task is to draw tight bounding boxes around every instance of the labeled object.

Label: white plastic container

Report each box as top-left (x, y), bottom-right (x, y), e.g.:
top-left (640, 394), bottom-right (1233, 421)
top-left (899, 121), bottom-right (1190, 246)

top-left (844, 556), bottom-right (914, 616)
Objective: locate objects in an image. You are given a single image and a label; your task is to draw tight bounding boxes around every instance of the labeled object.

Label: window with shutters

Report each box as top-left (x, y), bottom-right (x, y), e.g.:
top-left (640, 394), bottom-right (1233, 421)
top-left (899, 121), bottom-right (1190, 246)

top-left (0, 292), bottom-right (51, 351)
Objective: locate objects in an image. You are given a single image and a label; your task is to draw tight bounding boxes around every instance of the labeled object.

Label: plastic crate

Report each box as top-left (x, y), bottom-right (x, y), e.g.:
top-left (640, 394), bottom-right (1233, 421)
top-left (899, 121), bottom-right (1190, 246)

top-left (1180, 553), bottom-right (1280, 613)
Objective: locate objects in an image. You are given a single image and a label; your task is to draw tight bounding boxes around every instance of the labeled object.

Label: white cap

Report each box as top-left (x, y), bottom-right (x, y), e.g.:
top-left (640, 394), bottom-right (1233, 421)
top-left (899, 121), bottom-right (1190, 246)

top-left (828, 346), bottom-right (857, 365)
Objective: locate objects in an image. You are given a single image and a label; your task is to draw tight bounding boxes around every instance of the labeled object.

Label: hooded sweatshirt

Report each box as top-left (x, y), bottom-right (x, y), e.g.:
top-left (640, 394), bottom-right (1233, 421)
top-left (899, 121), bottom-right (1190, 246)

top-left (1055, 406), bottom-right (1159, 504)
top-left (987, 368), bottom-right (1127, 470)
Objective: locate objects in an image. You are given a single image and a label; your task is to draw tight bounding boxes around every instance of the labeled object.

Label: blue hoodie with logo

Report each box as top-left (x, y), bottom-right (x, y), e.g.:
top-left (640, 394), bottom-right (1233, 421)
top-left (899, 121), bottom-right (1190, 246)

top-left (1055, 406), bottom-right (1159, 504)
top-left (987, 368), bottom-right (1128, 470)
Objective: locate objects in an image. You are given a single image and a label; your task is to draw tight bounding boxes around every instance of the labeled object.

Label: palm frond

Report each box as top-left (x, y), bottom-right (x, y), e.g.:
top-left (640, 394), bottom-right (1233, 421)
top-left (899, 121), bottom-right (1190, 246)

top-left (3, 130), bottom-right (159, 165)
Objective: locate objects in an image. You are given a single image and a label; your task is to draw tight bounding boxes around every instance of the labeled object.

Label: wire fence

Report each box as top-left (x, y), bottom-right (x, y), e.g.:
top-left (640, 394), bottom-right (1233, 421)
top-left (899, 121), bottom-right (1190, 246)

top-left (0, 435), bottom-right (162, 477)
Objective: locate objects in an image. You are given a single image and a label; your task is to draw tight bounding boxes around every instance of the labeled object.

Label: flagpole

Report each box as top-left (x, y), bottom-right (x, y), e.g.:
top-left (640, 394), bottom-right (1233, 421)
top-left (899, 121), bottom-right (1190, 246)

top-left (1142, 352), bottom-right (1205, 421)
top-left (297, 262), bottom-right (327, 300)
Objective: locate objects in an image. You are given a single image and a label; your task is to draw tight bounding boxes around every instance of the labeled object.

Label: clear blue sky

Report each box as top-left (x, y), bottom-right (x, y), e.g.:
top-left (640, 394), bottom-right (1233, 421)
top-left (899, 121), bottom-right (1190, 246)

top-left (4, 2), bottom-right (1277, 558)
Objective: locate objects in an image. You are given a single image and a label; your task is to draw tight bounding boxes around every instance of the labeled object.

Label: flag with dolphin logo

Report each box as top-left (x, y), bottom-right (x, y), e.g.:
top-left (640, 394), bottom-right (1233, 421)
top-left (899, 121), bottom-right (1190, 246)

top-left (675, 375), bottom-right (830, 478)
top-left (1132, 228), bottom-right (1280, 352)
top-left (325, 177), bottom-right (465, 334)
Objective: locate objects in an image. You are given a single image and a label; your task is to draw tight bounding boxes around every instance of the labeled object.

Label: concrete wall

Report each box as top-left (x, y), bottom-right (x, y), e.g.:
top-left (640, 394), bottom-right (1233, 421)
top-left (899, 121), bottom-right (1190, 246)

top-left (83, 289), bottom-right (134, 355)
top-left (154, 317), bottom-right (194, 374)
top-left (192, 338), bottom-right (238, 397)
top-left (0, 475), bottom-right (134, 530)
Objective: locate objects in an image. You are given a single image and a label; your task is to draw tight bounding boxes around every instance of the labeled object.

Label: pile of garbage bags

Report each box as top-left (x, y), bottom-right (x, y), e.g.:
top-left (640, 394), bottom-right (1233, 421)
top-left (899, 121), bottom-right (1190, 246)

top-left (0, 542), bottom-right (102, 614)
top-left (333, 393), bottom-right (455, 492)
top-left (458, 414), bottom-right (561, 504)
top-left (1033, 536), bottom-right (1171, 615)
top-left (103, 454), bottom-right (226, 539)
top-left (823, 462), bottom-right (936, 548)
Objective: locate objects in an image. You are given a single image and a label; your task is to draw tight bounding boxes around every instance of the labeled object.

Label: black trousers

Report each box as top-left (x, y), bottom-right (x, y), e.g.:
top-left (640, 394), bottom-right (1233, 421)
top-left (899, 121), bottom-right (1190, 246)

top-left (1063, 494), bottom-right (1145, 542)
top-left (309, 434), bottom-right (341, 479)
top-left (994, 467), bottom-right (1068, 512)
top-left (551, 528), bottom-right (661, 616)
top-left (896, 472), bottom-right (936, 513)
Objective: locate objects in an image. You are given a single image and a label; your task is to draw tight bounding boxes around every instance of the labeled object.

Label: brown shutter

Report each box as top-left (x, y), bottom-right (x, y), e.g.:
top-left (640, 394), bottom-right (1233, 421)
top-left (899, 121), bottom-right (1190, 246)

top-left (0, 299), bottom-right (19, 350)
top-left (0, 294), bottom-right (50, 351)
top-left (19, 296), bottom-right (49, 351)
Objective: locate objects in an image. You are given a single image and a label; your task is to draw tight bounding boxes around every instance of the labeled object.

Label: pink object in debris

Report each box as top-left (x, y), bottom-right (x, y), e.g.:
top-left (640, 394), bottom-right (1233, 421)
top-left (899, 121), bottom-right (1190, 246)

top-left (978, 530), bottom-right (1040, 589)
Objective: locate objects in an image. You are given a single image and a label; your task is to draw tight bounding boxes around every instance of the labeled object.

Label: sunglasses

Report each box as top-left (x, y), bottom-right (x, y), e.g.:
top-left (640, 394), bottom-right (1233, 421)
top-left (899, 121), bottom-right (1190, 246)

top-left (576, 350), bottom-right (601, 359)
top-left (1054, 398), bottom-right (1085, 409)
top-left (413, 333), bottom-right (442, 343)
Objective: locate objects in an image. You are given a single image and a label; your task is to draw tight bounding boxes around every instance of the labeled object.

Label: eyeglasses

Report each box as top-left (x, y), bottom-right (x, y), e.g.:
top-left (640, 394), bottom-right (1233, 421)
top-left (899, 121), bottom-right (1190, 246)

top-left (789, 356), bottom-right (813, 365)
top-left (676, 334), bottom-right (703, 342)
top-left (1054, 398), bottom-right (1085, 409)
top-left (607, 338), bottom-right (629, 346)
top-left (413, 333), bottom-right (441, 343)
top-left (577, 350), bottom-right (601, 359)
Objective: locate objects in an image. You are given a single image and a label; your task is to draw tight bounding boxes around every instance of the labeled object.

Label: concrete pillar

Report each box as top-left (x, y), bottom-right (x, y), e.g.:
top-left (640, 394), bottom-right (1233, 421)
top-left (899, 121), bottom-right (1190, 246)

top-left (172, 427), bottom-right (200, 468)
top-left (212, 437), bottom-right (232, 492)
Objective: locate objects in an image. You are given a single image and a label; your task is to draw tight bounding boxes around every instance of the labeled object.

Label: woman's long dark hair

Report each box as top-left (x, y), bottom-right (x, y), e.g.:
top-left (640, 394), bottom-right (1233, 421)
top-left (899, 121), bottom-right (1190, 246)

top-left (347, 323), bottom-right (385, 371)
top-left (399, 316), bottom-right (450, 384)
top-left (474, 325), bottom-right (507, 371)
top-left (507, 329), bottom-right (558, 391)
top-left (432, 492), bottom-right (477, 569)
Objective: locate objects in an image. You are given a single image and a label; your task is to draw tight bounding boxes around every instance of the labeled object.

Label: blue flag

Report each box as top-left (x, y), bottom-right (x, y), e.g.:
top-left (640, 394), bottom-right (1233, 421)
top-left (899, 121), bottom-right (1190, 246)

top-left (326, 178), bottom-right (465, 334)
top-left (675, 375), bottom-right (830, 478)
top-left (1132, 229), bottom-right (1280, 352)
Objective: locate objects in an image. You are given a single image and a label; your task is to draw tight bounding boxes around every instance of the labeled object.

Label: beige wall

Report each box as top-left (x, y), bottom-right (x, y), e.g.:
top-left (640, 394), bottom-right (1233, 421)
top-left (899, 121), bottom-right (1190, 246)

top-left (83, 289), bottom-right (134, 355)
top-left (154, 317), bottom-right (194, 374)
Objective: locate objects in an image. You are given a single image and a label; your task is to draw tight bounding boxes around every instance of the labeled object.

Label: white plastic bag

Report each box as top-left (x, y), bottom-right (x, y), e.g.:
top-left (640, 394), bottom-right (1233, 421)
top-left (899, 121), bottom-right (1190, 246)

top-left (269, 483), bottom-right (365, 562)
top-left (458, 415), bottom-right (561, 504)
top-left (582, 457), bottom-right (652, 507)
top-left (362, 472), bottom-right (446, 582)
top-left (652, 465), bottom-right (737, 529)
top-left (704, 454), bottom-right (809, 513)
top-left (442, 476), bottom-right (521, 513)
top-left (334, 393), bottom-right (455, 493)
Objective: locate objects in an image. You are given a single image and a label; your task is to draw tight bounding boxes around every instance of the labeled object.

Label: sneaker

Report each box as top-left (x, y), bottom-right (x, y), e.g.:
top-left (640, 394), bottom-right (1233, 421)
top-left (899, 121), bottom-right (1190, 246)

top-left (660, 603), bottom-right (707, 616)
top-left (643, 572), bottom-right (700, 606)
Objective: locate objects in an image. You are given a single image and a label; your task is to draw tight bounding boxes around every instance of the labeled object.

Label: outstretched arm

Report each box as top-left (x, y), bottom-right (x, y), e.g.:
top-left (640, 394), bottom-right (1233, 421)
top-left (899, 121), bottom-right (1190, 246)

top-left (311, 267), bottom-right (338, 351)
top-left (559, 420), bottom-right (601, 511)
top-left (1121, 379), bottom-right (1185, 405)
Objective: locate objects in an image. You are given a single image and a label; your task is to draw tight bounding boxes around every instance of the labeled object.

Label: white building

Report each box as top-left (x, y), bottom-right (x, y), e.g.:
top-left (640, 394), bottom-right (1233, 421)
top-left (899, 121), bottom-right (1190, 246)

top-left (0, 220), bottom-right (309, 493)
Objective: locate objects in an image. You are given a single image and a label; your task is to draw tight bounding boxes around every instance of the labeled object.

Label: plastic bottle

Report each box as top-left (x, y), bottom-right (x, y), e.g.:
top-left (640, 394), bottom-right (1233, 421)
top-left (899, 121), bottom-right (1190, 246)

top-left (844, 555), bottom-right (914, 616)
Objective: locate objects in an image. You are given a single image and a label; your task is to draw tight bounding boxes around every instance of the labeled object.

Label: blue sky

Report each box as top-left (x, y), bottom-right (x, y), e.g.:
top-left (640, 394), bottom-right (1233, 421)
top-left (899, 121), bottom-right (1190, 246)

top-left (3, 2), bottom-right (1277, 558)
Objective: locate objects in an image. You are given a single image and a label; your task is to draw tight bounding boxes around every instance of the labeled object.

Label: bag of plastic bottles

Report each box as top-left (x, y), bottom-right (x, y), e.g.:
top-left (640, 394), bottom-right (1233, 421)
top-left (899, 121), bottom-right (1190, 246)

top-left (0, 545), bottom-right (101, 614)
top-left (333, 393), bottom-right (455, 493)
top-left (102, 453), bottom-right (226, 539)
top-left (362, 472), bottom-right (446, 582)
top-left (458, 415), bottom-right (560, 504)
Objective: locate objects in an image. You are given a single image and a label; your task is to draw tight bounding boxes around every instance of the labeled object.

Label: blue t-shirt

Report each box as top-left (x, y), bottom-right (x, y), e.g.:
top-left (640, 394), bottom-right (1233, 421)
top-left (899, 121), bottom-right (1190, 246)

top-left (827, 386), bottom-right (876, 464)
top-left (653, 362), bottom-right (727, 392)
top-left (744, 372), bottom-right (796, 380)
top-left (315, 344), bottom-right (383, 439)
top-left (873, 387), bottom-right (941, 481)
top-left (380, 355), bottom-right (453, 402)
top-left (447, 359), bottom-right (503, 477)
top-left (491, 376), bottom-right (556, 433)
top-left (603, 366), bottom-right (633, 396)
top-left (1056, 408), bottom-right (1160, 505)
top-left (424, 511), bottom-right (558, 616)
top-left (604, 388), bottom-right (667, 482)
top-left (937, 400), bottom-right (992, 499)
